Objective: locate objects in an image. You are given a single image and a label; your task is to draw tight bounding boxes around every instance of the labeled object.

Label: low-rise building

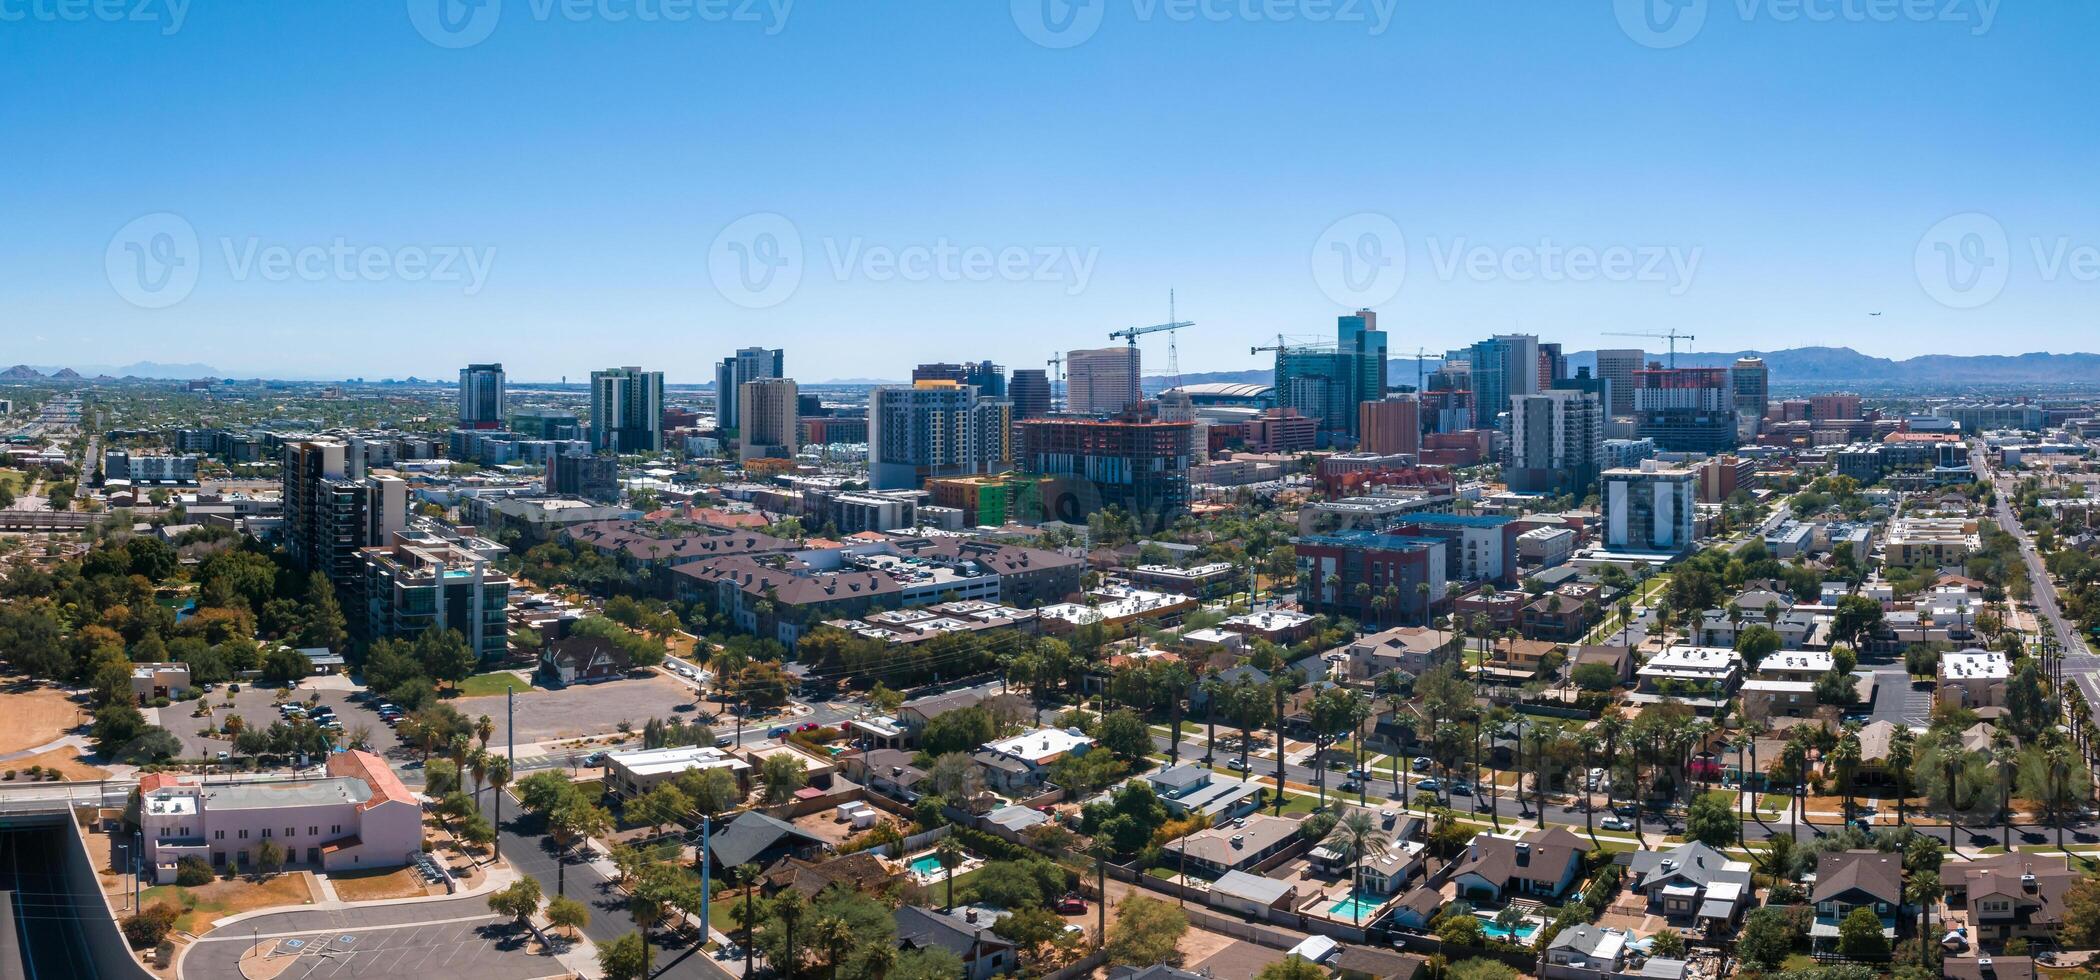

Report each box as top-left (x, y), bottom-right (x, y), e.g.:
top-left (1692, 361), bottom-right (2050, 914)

top-left (1144, 764), bottom-right (1263, 824)
top-left (1166, 813), bottom-right (1300, 877)
top-left (1940, 649), bottom-right (2012, 709)
top-left (1449, 827), bottom-right (1587, 903)
top-left (601, 745), bottom-right (751, 801)
top-left (1624, 841), bottom-right (1752, 932)
top-left (1538, 924), bottom-right (1629, 980)
top-left (1635, 646), bottom-right (1743, 700)
top-left (131, 662), bottom-right (190, 703)
top-left (138, 750), bottom-right (420, 878)
top-left (1949, 852), bottom-right (2080, 947)
top-left (1812, 849), bottom-right (1902, 943)
top-left (972, 727), bottom-right (1094, 794)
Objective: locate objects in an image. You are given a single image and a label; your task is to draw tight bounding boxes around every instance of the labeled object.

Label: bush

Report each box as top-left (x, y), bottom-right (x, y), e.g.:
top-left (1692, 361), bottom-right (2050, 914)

top-left (174, 856), bottom-right (214, 887)
top-left (122, 904), bottom-right (180, 948)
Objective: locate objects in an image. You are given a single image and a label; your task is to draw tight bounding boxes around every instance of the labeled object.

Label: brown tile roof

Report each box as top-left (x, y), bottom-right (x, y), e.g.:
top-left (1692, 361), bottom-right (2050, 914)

top-left (763, 852), bottom-right (898, 899)
top-left (565, 520), bottom-right (790, 562)
top-left (1452, 826), bottom-right (1586, 888)
top-left (326, 750), bottom-right (415, 812)
top-left (1812, 850), bottom-right (1903, 905)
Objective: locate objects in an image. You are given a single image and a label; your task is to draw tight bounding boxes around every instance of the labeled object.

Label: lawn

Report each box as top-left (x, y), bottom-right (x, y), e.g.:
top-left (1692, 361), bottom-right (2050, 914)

top-left (329, 866), bottom-right (432, 903)
top-left (1274, 793), bottom-right (1323, 816)
top-left (140, 872), bottom-right (316, 935)
top-left (452, 671), bottom-right (533, 697)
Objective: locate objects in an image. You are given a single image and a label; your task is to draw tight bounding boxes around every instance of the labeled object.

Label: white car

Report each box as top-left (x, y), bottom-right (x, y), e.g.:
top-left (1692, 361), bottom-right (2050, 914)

top-left (1600, 815), bottom-right (1634, 831)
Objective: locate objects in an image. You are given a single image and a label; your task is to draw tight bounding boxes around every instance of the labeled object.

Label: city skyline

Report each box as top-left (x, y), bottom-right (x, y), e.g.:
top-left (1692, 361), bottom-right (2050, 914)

top-left (5, 4), bottom-right (2095, 380)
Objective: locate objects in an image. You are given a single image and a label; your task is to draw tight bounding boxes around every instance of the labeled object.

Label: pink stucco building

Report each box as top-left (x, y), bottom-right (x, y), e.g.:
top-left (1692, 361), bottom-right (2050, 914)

top-left (138, 750), bottom-right (422, 882)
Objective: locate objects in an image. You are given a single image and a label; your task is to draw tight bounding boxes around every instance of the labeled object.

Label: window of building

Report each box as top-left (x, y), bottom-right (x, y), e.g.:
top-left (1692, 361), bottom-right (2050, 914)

top-left (214, 830), bottom-right (225, 840)
top-left (238, 829), bottom-right (249, 839)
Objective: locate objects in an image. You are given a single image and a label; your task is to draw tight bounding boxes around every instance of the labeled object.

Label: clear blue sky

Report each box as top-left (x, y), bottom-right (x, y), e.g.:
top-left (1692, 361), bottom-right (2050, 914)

top-left (3, 1), bottom-right (2094, 382)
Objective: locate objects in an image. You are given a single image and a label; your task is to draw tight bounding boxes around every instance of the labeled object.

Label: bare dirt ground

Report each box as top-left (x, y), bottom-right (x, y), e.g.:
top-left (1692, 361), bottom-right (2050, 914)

top-left (0, 680), bottom-right (90, 754)
top-left (4, 745), bottom-right (108, 780)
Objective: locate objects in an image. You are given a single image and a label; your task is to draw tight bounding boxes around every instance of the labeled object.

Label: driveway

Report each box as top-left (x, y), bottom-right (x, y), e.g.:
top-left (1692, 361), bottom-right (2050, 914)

top-left (179, 894), bottom-right (555, 980)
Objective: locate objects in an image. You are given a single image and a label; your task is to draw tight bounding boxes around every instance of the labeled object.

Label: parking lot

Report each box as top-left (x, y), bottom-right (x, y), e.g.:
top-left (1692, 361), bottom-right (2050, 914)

top-left (454, 673), bottom-right (701, 746)
top-left (159, 683), bottom-right (404, 764)
top-left (180, 900), bottom-right (554, 980)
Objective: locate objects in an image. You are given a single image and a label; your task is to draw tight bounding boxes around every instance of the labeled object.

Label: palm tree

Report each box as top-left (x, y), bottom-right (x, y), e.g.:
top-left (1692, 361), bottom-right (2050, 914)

top-left (935, 837), bottom-right (963, 912)
top-left (1889, 728), bottom-right (1915, 828)
top-left (816, 917), bottom-right (854, 980)
top-left (1332, 810), bottom-right (1389, 927)
top-left (1200, 670), bottom-right (1222, 764)
top-left (1945, 748), bottom-right (1965, 854)
top-left (1577, 729), bottom-right (1602, 844)
top-left (862, 944), bottom-right (896, 980)
top-left (1780, 740), bottom-right (1808, 843)
top-left (486, 755), bottom-right (511, 859)
top-left (734, 863), bottom-right (760, 979)
top-left (1832, 726), bottom-right (1861, 828)
top-left (1992, 728), bottom-right (2020, 851)
top-left (475, 713), bottom-right (495, 748)
top-left (1908, 869), bottom-right (1943, 967)
top-left (2047, 738), bottom-right (2076, 854)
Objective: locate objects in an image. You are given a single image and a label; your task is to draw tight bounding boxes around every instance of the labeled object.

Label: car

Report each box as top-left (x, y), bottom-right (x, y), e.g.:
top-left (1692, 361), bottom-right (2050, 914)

top-left (767, 726), bottom-right (791, 738)
top-left (716, 735), bottom-right (735, 748)
top-left (1448, 782), bottom-right (1474, 796)
top-left (1225, 758), bottom-right (1249, 772)
top-left (797, 722), bottom-right (820, 732)
top-left (215, 750), bottom-right (230, 761)
top-left (1340, 779), bottom-right (1362, 793)
top-left (1413, 757), bottom-right (1433, 770)
top-left (1347, 768), bottom-right (1368, 780)
top-left (1600, 815), bottom-right (1634, 831)
top-left (1055, 894), bottom-right (1087, 914)
top-left (582, 751), bottom-right (608, 767)
top-left (1414, 778), bottom-right (1440, 792)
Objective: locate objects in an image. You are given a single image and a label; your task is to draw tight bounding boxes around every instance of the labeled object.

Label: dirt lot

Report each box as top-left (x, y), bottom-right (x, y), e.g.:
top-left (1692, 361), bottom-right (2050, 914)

top-left (3, 746), bottom-right (108, 780)
top-left (0, 680), bottom-right (90, 754)
top-left (330, 866), bottom-right (437, 903)
top-left (455, 673), bottom-right (702, 745)
top-left (140, 872), bottom-right (317, 935)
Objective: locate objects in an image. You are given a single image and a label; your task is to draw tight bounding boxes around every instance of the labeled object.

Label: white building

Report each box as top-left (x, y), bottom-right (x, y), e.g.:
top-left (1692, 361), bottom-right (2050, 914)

top-left (138, 751), bottom-right (421, 880)
top-left (1602, 462), bottom-right (1698, 555)
top-left (601, 745), bottom-right (751, 800)
top-left (1938, 649), bottom-right (2011, 709)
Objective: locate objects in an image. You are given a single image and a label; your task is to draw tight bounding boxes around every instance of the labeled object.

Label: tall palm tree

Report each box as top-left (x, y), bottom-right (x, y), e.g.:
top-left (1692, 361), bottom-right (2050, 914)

top-left (1780, 740), bottom-right (1808, 843)
top-left (1333, 809), bottom-right (1389, 927)
top-left (475, 713), bottom-right (495, 748)
top-left (935, 837), bottom-right (964, 912)
top-left (2047, 738), bottom-right (2076, 854)
top-left (468, 747), bottom-right (489, 806)
top-left (1992, 728), bottom-right (2020, 852)
top-left (734, 863), bottom-right (760, 979)
top-left (1201, 670), bottom-right (1222, 764)
top-left (1577, 729), bottom-right (1601, 844)
top-left (485, 755), bottom-right (511, 860)
top-left (1908, 870), bottom-right (1943, 967)
top-left (817, 917), bottom-right (854, 980)
top-left (1889, 728), bottom-right (1915, 828)
top-left (1832, 725), bottom-right (1862, 828)
top-left (1945, 748), bottom-right (1965, 854)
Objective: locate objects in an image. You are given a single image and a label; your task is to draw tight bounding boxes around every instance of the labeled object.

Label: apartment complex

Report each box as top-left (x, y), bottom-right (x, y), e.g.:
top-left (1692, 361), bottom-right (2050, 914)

top-left (458, 362), bottom-right (505, 429)
top-left (714, 347), bottom-right (784, 429)
top-left (1603, 462), bottom-right (1698, 554)
top-left (1594, 349), bottom-right (1644, 416)
top-left (282, 439), bottom-right (408, 588)
top-left (867, 381), bottom-right (1013, 490)
top-left (1632, 367), bottom-right (1738, 453)
top-left (360, 534), bottom-right (513, 662)
top-left (1017, 416), bottom-right (1193, 531)
top-left (1507, 389), bottom-right (1603, 494)
top-left (590, 366), bottom-right (665, 453)
top-left (739, 377), bottom-right (801, 462)
top-left (1064, 347), bottom-right (1138, 416)
top-left (1358, 396), bottom-right (1421, 455)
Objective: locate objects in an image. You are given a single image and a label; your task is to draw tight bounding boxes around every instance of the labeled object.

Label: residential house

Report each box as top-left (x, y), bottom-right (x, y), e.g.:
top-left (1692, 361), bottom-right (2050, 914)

top-left (538, 635), bottom-right (634, 686)
top-left (898, 687), bottom-right (992, 735)
top-left (971, 727), bottom-right (1093, 795)
top-left (1209, 869), bottom-right (1299, 917)
top-left (1341, 627), bottom-right (1453, 684)
top-left (703, 810), bottom-right (827, 875)
top-left (893, 905), bottom-right (1019, 980)
top-left (1167, 813), bottom-right (1300, 877)
top-left (1308, 806), bottom-right (1426, 894)
top-left (762, 852), bottom-right (899, 900)
top-left (1624, 841), bottom-right (1752, 931)
top-left (1948, 853), bottom-right (2080, 947)
top-left (1538, 924), bottom-right (1630, 980)
top-left (1145, 764), bottom-right (1263, 824)
top-left (844, 748), bottom-right (929, 802)
top-left (1450, 827), bottom-right (1588, 903)
top-left (1571, 645), bottom-right (1635, 686)
top-left (1811, 850), bottom-right (1903, 943)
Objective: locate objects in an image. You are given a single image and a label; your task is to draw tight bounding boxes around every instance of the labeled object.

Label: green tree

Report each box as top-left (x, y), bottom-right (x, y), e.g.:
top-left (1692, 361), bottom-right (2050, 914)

top-left (1685, 792), bottom-right (1739, 847)
top-left (1255, 957), bottom-right (1327, 980)
top-left (487, 878), bottom-right (543, 926)
top-left (1838, 906), bottom-right (1890, 959)
top-left (1738, 907), bottom-right (1800, 970)
top-left (1105, 896), bottom-right (1186, 966)
top-left (890, 947), bottom-right (965, 980)
top-left (546, 896), bottom-right (589, 938)
top-left (298, 571), bottom-right (348, 652)
top-left (759, 752), bottom-right (809, 805)
top-left (597, 932), bottom-right (651, 980)
top-left (261, 647), bottom-right (312, 686)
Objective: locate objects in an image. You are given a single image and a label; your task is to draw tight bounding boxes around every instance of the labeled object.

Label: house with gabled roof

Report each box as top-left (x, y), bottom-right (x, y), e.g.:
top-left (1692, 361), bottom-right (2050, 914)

top-left (1450, 826), bottom-right (1587, 903)
top-left (1812, 850), bottom-right (1903, 943)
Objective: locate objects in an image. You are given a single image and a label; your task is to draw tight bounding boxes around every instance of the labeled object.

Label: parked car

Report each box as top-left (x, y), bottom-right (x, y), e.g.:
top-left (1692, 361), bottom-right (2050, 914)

top-left (215, 750), bottom-right (229, 762)
top-left (1414, 778), bottom-right (1440, 792)
top-left (1600, 815), bottom-right (1634, 831)
top-left (797, 722), bottom-right (820, 732)
top-left (1340, 779), bottom-right (1362, 793)
top-left (582, 751), bottom-right (607, 767)
top-left (767, 726), bottom-right (791, 738)
top-left (1413, 756), bottom-right (1432, 770)
top-left (1055, 894), bottom-right (1087, 914)
top-left (1225, 758), bottom-right (1249, 772)
top-left (1448, 781), bottom-right (1474, 797)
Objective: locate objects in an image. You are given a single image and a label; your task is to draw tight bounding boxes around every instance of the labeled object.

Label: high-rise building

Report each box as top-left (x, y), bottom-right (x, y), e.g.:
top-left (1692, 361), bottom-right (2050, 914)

top-left (360, 538), bottom-right (511, 663)
top-left (1603, 462), bottom-right (1698, 554)
top-left (867, 381), bottom-right (1014, 490)
top-left (1016, 416), bottom-right (1193, 531)
top-left (1538, 343), bottom-right (1565, 388)
top-left (1594, 349), bottom-right (1645, 417)
top-left (546, 450), bottom-right (620, 502)
top-left (1066, 347), bottom-right (1138, 416)
top-left (1810, 393), bottom-right (1862, 422)
top-left (1507, 389), bottom-right (1604, 494)
top-left (282, 440), bottom-right (407, 592)
top-left (590, 367), bottom-right (665, 453)
top-left (1421, 390), bottom-right (1474, 434)
top-left (1272, 310), bottom-right (1389, 445)
top-left (1358, 397), bottom-right (1421, 455)
top-left (738, 377), bottom-right (800, 462)
top-left (458, 363), bottom-right (505, 430)
top-left (1008, 369), bottom-right (1052, 419)
top-left (1632, 367), bottom-right (1738, 453)
top-left (1337, 309), bottom-right (1388, 436)
top-left (1731, 357), bottom-right (1769, 440)
top-left (912, 361), bottom-right (1006, 397)
top-left (713, 347), bottom-right (783, 429)
top-left (1467, 334), bottom-right (1540, 425)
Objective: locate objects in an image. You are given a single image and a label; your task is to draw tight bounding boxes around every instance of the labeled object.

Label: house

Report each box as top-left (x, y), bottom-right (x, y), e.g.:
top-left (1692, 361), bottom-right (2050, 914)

top-left (1167, 813), bottom-right (1300, 877)
top-left (1853, 720), bottom-right (1901, 783)
top-left (1948, 853), bottom-right (2080, 946)
top-left (1329, 946), bottom-right (1425, 980)
top-left (1624, 841), bottom-right (1752, 930)
top-left (1190, 664), bottom-right (1270, 710)
top-left (703, 810), bottom-right (827, 874)
top-left (898, 687), bottom-right (992, 734)
top-left (539, 635), bottom-right (633, 685)
top-left (1739, 679), bottom-right (1819, 722)
top-left (1209, 869), bottom-right (1299, 916)
top-left (972, 727), bottom-right (1093, 794)
top-left (1812, 850), bottom-right (1903, 943)
top-left (1145, 764), bottom-right (1263, 824)
top-left (1110, 968), bottom-right (1210, 980)
top-left (601, 745), bottom-right (751, 801)
top-left (136, 750), bottom-right (420, 879)
top-left (844, 748), bottom-right (929, 802)
top-left (762, 852), bottom-right (898, 899)
top-left (1223, 609), bottom-right (1318, 644)
top-left (1521, 583), bottom-right (1605, 642)
top-left (1571, 645), bottom-right (1635, 685)
top-left (1388, 884), bottom-right (1445, 931)
top-left (1697, 608), bottom-right (1819, 650)
top-left (1450, 827), bottom-right (1587, 903)
top-left (1538, 924), bottom-right (1630, 980)
top-left (1308, 806), bottom-right (1426, 894)
top-left (1341, 627), bottom-right (1452, 683)
top-left (893, 905), bottom-right (1018, 980)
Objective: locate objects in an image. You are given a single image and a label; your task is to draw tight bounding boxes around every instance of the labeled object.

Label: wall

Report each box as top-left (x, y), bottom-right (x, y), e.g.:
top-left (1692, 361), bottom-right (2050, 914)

top-left (64, 817), bottom-right (159, 980)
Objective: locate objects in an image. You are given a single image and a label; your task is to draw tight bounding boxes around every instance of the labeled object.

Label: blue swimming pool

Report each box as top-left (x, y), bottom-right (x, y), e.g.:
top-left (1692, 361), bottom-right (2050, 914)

top-left (1327, 891), bottom-right (1386, 920)
top-left (908, 854), bottom-right (946, 877)
top-left (1478, 915), bottom-right (1540, 941)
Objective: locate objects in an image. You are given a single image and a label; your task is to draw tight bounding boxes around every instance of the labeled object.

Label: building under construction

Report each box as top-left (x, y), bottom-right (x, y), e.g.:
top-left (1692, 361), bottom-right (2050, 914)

top-left (1016, 415), bottom-right (1194, 531)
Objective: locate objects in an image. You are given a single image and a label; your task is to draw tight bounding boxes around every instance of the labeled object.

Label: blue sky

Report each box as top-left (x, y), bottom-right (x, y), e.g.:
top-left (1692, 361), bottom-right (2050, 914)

top-left (2, 0), bottom-right (2094, 382)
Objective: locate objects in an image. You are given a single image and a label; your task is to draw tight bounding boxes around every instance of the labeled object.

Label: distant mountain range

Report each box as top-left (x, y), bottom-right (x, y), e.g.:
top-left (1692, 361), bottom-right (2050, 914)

top-left (6, 361), bottom-right (225, 380)
top-left (1146, 346), bottom-right (2100, 393)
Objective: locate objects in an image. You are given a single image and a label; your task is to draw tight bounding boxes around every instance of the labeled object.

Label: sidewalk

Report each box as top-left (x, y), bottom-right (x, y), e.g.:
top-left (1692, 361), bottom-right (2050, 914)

top-left (209, 858), bottom-right (519, 930)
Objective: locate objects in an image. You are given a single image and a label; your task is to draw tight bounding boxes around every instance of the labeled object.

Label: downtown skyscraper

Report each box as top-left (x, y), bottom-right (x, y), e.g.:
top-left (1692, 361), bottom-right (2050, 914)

top-left (590, 366), bottom-right (665, 453)
top-left (714, 346), bottom-right (783, 430)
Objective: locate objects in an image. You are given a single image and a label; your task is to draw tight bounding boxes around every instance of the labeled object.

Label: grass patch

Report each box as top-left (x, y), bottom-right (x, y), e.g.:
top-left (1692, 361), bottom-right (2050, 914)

top-left (1275, 793), bottom-right (1323, 816)
top-left (1781, 954), bottom-right (1818, 972)
top-left (452, 672), bottom-right (532, 697)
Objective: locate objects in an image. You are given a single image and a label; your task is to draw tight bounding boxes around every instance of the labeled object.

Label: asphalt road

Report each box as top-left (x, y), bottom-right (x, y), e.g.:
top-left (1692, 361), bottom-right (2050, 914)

top-left (180, 894), bottom-right (552, 980)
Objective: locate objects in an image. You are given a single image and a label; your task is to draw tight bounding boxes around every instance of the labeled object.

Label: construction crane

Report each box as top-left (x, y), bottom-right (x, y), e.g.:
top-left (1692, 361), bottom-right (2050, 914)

top-left (1109, 313), bottom-right (1194, 409)
top-left (1248, 334), bottom-right (1290, 357)
top-left (1603, 329), bottom-right (1697, 369)
top-left (1405, 345), bottom-right (1434, 392)
top-left (1046, 352), bottom-right (1065, 413)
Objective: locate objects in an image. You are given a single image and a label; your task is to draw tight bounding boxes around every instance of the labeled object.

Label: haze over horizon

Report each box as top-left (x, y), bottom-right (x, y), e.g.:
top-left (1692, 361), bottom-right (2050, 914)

top-left (4, 3), bottom-right (2095, 381)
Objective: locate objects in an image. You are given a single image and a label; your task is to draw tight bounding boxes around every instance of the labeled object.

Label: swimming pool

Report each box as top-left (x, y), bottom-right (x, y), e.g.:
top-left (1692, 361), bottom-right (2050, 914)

top-left (1477, 914), bottom-right (1540, 941)
top-left (908, 854), bottom-right (946, 877)
top-left (1327, 891), bottom-right (1386, 920)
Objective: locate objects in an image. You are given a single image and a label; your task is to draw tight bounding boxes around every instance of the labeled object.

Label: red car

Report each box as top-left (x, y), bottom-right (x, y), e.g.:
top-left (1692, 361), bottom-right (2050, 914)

top-left (1055, 895), bottom-right (1087, 914)
top-left (797, 722), bottom-right (820, 732)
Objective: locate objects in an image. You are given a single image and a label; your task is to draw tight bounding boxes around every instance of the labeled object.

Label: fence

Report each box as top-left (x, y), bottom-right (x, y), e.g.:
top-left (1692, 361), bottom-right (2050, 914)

top-left (861, 824), bottom-right (951, 860)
